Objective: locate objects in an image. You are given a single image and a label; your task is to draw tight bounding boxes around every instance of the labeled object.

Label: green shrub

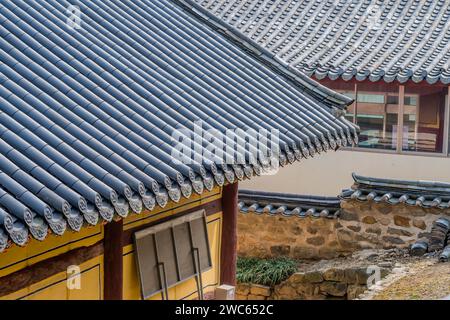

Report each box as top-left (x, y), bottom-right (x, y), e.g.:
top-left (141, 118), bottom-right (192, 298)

top-left (236, 256), bottom-right (298, 286)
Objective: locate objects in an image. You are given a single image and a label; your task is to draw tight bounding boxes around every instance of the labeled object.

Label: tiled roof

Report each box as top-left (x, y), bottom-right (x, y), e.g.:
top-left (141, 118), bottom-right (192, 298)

top-left (194, 0), bottom-right (450, 84)
top-left (0, 0), bottom-right (357, 251)
top-left (238, 189), bottom-right (341, 218)
top-left (340, 173), bottom-right (450, 209)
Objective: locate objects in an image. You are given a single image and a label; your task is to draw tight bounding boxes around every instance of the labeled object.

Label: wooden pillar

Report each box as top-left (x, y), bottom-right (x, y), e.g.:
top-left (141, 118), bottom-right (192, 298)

top-left (397, 85), bottom-right (405, 152)
top-left (104, 219), bottom-right (123, 300)
top-left (353, 82), bottom-right (358, 124)
top-left (220, 182), bottom-right (238, 286)
top-left (444, 86), bottom-right (450, 155)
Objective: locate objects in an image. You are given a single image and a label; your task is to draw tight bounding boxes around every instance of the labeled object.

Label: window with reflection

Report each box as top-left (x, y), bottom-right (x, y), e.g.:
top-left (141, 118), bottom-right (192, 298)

top-left (322, 80), bottom-right (449, 154)
top-left (342, 82), bottom-right (400, 150)
top-left (355, 91), bottom-right (398, 150)
top-left (403, 86), bottom-right (447, 153)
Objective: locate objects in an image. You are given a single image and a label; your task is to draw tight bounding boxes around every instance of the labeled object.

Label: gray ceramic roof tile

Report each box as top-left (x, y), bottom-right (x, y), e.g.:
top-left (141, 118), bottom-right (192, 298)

top-left (340, 173), bottom-right (450, 209)
top-left (0, 0), bottom-right (357, 250)
top-left (239, 189), bottom-right (341, 218)
top-left (195, 0), bottom-right (450, 84)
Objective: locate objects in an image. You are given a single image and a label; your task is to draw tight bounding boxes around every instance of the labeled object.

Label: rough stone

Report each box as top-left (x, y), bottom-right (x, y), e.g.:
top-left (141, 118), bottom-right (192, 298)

top-left (334, 222), bottom-right (343, 229)
top-left (377, 205), bottom-right (392, 215)
top-left (289, 273), bottom-right (306, 284)
top-left (328, 240), bottom-right (339, 247)
top-left (236, 283), bottom-right (250, 295)
top-left (318, 247), bottom-right (339, 259)
top-left (294, 283), bottom-right (316, 296)
top-left (345, 267), bottom-right (371, 285)
top-left (320, 281), bottom-right (347, 297)
top-left (347, 225), bottom-right (361, 232)
top-left (236, 294), bottom-right (247, 300)
top-left (356, 268), bottom-right (373, 285)
top-left (365, 227), bottom-right (382, 235)
top-left (247, 294), bottom-right (266, 300)
top-left (292, 246), bottom-right (317, 259)
top-left (303, 271), bottom-right (324, 283)
top-left (358, 203), bottom-right (372, 211)
top-left (337, 229), bottom-right (358, 249)
top-left (382, 236), bottom-right (405, 245)
top-left (355, 232), bottom-right (380, 244)
top-left (380, 267), bottom-right (390, 278)
top-left (393, 215), bottom-right (411, 227)
top-left (290, 225), bottom-right (303, 235)
top-left (273, 284), bottom-right (297, 299)
top-left (412, 219), bottom-right (427, 230)
top-left (411, 210), bottom-right (427, 217)
top-left (347, 285), bottom-right (366, 299)
top-left (338, 201), bottom-right (353, 210)
top-left (378, 217), bottom-right (391, 226)
top-left (306, 236), bottom-right (325, 246)
top-left (339, 211), bottom-right (359, 221)
top-left (267, 225), bottom-right (285, 234)
top-left (387, 227), bottom-right (413, 237)
top-left (378, 262), bottom-right (392, 268)
top-left (323, 268), bottom-right (345, 282)
top-left (311, 218), bottom-right (328, 226)
top-left (304, 293), bottom-right (327, 300)
top-left (362, 216), bottom-right (377, 224)
top-left (344, 268), bottom-right (358, 284)
top-left (250, 285), bottom-right (271, 297)
top-left (306, 225), bottom-right (318, 234)
top-left (270, 245), bottom-right (290, 256)
top-left (429, 208), bottom-right (442, 216)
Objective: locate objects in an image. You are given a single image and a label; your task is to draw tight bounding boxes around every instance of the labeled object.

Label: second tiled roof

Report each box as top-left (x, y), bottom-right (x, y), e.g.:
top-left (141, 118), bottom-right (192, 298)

top-left (340, 173), bottom-right (450, 209)
top-left (195, 0), bottom-right (450, 84)
top-left (239, 189), bottom-right (341, 218)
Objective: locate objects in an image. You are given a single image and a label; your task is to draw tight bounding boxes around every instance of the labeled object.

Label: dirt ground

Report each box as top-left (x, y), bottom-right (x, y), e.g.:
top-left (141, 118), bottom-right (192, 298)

top-left (296, 249), bottom-right (450, 300)
top-left (364, 258), bottom-right (450, 300)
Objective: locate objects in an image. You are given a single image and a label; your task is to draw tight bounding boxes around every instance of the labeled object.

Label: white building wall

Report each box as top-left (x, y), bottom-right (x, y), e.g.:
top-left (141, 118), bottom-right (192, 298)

top-left (241, 150), bottom-right (450, 196)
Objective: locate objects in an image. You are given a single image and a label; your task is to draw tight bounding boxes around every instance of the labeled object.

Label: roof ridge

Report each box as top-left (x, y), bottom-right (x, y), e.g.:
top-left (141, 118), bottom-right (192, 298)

top-left (238, 189), bottom-right (341, 219)
top-left (173, 0), bottom-right (354, 109)
top-left (341, 173), bottom-right (450, 209)
top-left (239, 189), bottom-right (340, 202)
top-left (352, 173), bottom-right (450, 190)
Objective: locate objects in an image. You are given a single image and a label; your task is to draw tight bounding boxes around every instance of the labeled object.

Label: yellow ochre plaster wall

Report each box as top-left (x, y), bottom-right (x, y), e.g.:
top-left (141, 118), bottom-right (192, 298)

top-left (122, 211), bottom-right (222, 300)
top-left (0, 187), bottom-right (223, 300)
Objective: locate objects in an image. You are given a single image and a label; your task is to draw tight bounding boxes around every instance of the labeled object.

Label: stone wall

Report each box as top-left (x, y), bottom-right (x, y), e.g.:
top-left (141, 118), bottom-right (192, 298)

top-left (338, 200), bottom-right (449, 250)
top-left (236, 284), bottom-right (272, 300)
top-left (237, 200), bottom-right (450, 259)
top-left (238, 212), bottom-right (343, 260)
top-left (236, 266), bottom-right (389, 300)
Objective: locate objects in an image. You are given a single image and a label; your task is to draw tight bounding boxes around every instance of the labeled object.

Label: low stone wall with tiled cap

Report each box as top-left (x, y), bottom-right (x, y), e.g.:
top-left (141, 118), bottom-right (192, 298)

top-left (238, 200), bottom-right (449, 259)
top-left (238, 211), bottom-right (342, 259)
top-left (337, 200), bottom-right (448, 250)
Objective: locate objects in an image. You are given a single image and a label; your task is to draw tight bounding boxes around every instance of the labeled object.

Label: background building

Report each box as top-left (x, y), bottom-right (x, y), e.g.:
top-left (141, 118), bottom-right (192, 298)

top-left (194, 0), bottom-right (450, 195)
